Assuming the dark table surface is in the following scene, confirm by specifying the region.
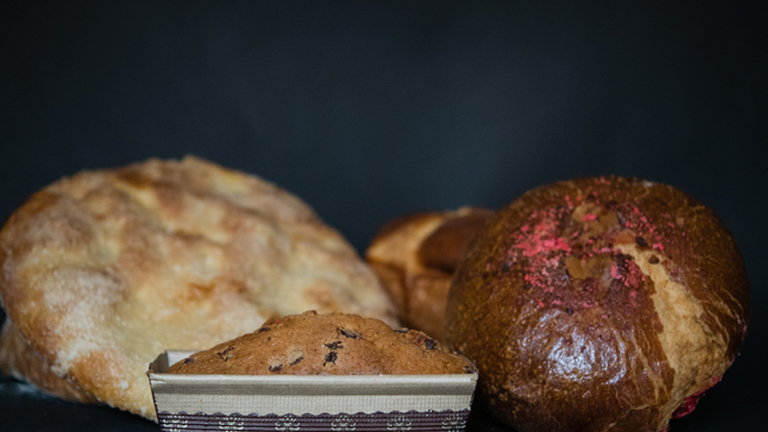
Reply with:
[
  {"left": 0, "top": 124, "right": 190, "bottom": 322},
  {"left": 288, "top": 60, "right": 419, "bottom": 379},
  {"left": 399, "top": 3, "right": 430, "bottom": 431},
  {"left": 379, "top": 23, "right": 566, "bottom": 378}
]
[{"left": 1, "top": 1, "right": 766, "bottom": 431}]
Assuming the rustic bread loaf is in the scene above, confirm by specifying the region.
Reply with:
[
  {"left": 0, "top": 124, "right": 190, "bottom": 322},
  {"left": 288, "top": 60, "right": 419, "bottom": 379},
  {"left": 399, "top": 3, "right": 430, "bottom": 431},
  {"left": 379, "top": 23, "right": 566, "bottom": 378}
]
[
  {"left": 167, "top": 311, "right": 474, "bottom": 376},
  {"left": 0, "top": 156, "right": 397, "bottom": 420},
  {"left": 366, "top": 207, "right": 493, "bottom": 343},
  {"left": 445, "top": 176, "right": 750, "bottom": 432}
]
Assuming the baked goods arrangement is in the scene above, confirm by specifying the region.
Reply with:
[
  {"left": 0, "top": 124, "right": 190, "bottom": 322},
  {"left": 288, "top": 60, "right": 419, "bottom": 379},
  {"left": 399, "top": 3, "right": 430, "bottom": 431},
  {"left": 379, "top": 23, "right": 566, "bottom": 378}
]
[
  {"left": 0, "top": 158, "right": 752, "bottom": 432},
  {"left": 167, "top": 310, "right": 474, "bottom": 376},
  {"left": 445, "top": 177, "right": 750, "bottom": 432},
  {"left": 0, "top": 156, "right": 397, "bottom": 420},
  {"left": 366, "top": 207, "right": 493, "bottom": 343}
]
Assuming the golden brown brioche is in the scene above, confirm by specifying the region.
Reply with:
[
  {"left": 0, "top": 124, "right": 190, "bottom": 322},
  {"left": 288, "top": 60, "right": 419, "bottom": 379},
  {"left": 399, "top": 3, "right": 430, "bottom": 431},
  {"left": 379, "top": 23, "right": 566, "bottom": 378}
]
[
  {"left": 167, "top": 311, "right": 474, "bottom": 376},
  {"left": 0, "top": 156, "right": 397, "bottom": 420},
  {"left": 366, "top": 207, "right": 493, "bottom": 343},
  {"left": 445, "top": 177, "right": 750, "bottom": 432}
]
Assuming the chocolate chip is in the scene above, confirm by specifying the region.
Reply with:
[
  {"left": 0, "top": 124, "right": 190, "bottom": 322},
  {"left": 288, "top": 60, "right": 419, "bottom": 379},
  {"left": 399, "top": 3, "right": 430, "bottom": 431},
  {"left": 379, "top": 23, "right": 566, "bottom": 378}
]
[
  {"left": 269, "top": 364, "right": 283, "bottom": 372},
  {"left": 325, "top": 341, "right": 344, "bottom": 350},
  {"left": 635, "top": 236, "right": 648, "bottom": 247},
  {"left": 339, "top": 328, "right": 362, "bottom": 339},
  {"left": 565, "top": 307, "right": 574, "bottom": 316},
  {"left": 424, "top": 338, "right": 437, "bottom": 350},
  {"left": 502, "top": 262, "right": 511, "bottom": 272},
  {"left": 183, "top": 357, "right": 195, "bottom": 364},
  {"left": 257, "top": 327, "right": 271, "bottom": 333},
  {"left": 290, "top": 356, "right": 304, "bottom": 366},
  {"left": 324, "top": 351, "right": 337, "bottom": 366},
  {"left": 216, "top": 346, "right": 234, "bottom": 362},
  {"left": 649, "top": 256, "right": 660, "bottom": 264}
]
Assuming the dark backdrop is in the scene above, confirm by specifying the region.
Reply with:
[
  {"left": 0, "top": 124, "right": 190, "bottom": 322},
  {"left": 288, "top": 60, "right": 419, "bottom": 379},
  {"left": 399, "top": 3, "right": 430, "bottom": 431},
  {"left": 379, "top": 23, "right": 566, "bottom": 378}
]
[{"left": 1, "top": 1, "right": 766, "bottom": 431}]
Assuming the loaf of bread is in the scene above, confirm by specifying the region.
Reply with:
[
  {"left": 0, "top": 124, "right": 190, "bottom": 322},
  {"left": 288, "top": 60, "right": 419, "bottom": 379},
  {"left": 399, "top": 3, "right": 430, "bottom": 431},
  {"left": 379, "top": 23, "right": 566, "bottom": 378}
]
[
  {"left": 0, "top": 156, "right": 397, "bottom": 419},
  {"left": 167, "top": 311, "right": 474, "bottom": 376},
  {"left": 366, "top": 207, "right": 493, "bottom": 343},
  {"left": 445, "top": 176, "right": 750, "bottom": 432}
]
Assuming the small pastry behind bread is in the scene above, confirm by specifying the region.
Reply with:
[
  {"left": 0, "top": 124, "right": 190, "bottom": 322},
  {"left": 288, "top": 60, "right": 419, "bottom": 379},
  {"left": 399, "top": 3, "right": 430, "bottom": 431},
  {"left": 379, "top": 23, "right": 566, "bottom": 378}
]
[
  {"left": 167, "top": 311, "right": 474, "bottom": 376},
  {"left": 366, "top": 207, "right": 493, "bottom": 343}
]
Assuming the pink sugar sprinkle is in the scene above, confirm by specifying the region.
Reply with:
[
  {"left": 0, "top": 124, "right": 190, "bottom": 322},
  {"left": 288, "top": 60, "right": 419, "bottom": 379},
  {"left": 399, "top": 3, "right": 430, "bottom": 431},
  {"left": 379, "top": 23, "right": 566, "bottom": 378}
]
[
  {"left": 662, "top": 213, "right": 672, "bottom": 219},
  {"left": 653, "top": 242, "right": 665, "bottom": 251},
  {"left": 582, "top": 213, "right": 597, "bottom": 222},
  {"left": 537, "top": 299, "right": 545, "bottom": 308},
  {"left": 630, "top": 291, "right": 637, "bottom": 298},
  {"left": 668, "top": 222, "right": 675, "bottom": 228},
  {"left": 551, "top": 299, "right": 563, "bottom": 305},
  {"left": 520, "top": 224, "right": 531, "bottom": 232},
  {"left": 610, "top": 265, "right": 619, "bottom": 279},
  {"left": 583, "top": 301, "right": 595, "bottom": 308},
  {"left": 633, "top": 207, "right": 640, "bottom": 215}
]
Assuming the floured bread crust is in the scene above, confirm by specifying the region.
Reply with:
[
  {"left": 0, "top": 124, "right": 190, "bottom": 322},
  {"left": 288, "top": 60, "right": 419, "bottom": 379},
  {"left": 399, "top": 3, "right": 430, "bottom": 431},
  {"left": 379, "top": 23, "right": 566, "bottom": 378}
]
[
  {"left": 167, "top": 311, "right": 474, "bottom": 376},
  {"left": 446, "top": 176, "right": 750, "bottom": 432},
  {"left": 366, "top": 208, "right": 493, "bottom": 343},
  {"left": 0, "top": 156, "right": 397, "bottom": 420},
  {"left": 0, "top": 320, "right": 98, "bottom": 404}
]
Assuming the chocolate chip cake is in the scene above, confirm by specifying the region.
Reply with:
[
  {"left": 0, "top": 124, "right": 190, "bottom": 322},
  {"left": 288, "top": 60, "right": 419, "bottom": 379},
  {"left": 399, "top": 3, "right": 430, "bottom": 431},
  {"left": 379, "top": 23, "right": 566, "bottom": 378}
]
[{"left": 167, "top": 311, "right": 474, "bottom": 376}]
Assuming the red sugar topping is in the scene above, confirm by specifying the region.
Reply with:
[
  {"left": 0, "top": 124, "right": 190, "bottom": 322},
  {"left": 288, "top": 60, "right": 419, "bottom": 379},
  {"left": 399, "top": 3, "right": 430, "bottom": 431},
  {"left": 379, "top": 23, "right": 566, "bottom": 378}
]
[{"left": 610, "top": 264, "right": 619, "bottom": 279}]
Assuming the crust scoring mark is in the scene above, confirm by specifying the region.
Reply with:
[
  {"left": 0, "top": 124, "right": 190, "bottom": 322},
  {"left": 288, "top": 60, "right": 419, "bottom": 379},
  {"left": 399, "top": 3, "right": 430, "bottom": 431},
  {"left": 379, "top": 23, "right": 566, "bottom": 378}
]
[{"left": 614, "top": 243, "right": 729, "bottom": 423}]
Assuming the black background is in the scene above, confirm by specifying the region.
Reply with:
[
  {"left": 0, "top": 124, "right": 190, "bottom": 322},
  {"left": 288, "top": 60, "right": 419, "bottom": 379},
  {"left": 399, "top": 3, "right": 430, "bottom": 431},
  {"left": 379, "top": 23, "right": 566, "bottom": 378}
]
[{"left": 1, "top": 1, "right": 766, "bottom": 431}]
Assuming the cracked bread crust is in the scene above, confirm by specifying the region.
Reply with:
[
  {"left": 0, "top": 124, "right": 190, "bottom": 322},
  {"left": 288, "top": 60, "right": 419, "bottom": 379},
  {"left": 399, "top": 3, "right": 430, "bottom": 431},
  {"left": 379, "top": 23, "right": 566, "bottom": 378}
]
[
  {"left": 445, "top": 176, "right": 750, "bottom": 432},
  {"left": 0, "top": 156, "right": 397, "bottom": 420},
  {"left": 167, "top": 311, "right": 474, "bottom": 376}
]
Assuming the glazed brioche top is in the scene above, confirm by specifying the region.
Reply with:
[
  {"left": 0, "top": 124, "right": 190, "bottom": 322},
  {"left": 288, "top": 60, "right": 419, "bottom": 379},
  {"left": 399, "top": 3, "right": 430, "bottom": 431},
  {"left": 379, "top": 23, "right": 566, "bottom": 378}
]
[
  {"left": 167, "top": 311, "right": 474, "bottom": 376},
  {"left": 446, "top": 176, "right": 750, "bottom": 432},
  {"left": 0, "top": 156, "right": 397, "bottom": 419}
]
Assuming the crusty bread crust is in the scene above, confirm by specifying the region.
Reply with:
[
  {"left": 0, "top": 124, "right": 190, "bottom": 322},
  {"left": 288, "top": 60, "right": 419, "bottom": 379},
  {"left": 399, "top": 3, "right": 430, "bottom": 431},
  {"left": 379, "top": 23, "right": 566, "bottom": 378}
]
[
  {"left": 0, "top": 156, "right": 397, "bottom": 420},
  {"left": 366, "top": 208, "right": 493, "bottom": 343},
  {"left": 167, "top": 311, "right": 474, "bottom": 376},
  {"left": 446, "top": 176, "right": 750, "bottom": 432},
  {"left": 0, "top": 320, "right": 98, "bottom": 404}
]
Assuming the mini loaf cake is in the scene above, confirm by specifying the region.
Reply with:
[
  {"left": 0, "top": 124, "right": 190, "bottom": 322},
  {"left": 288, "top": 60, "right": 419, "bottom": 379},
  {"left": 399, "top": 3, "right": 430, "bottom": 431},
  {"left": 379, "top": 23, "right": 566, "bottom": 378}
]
[
  {"left": 446, "top": 176, "right": 750, "bottom": 432},
  {"left": 167, "top": 311, "right": 474, "bottom": 375}
]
